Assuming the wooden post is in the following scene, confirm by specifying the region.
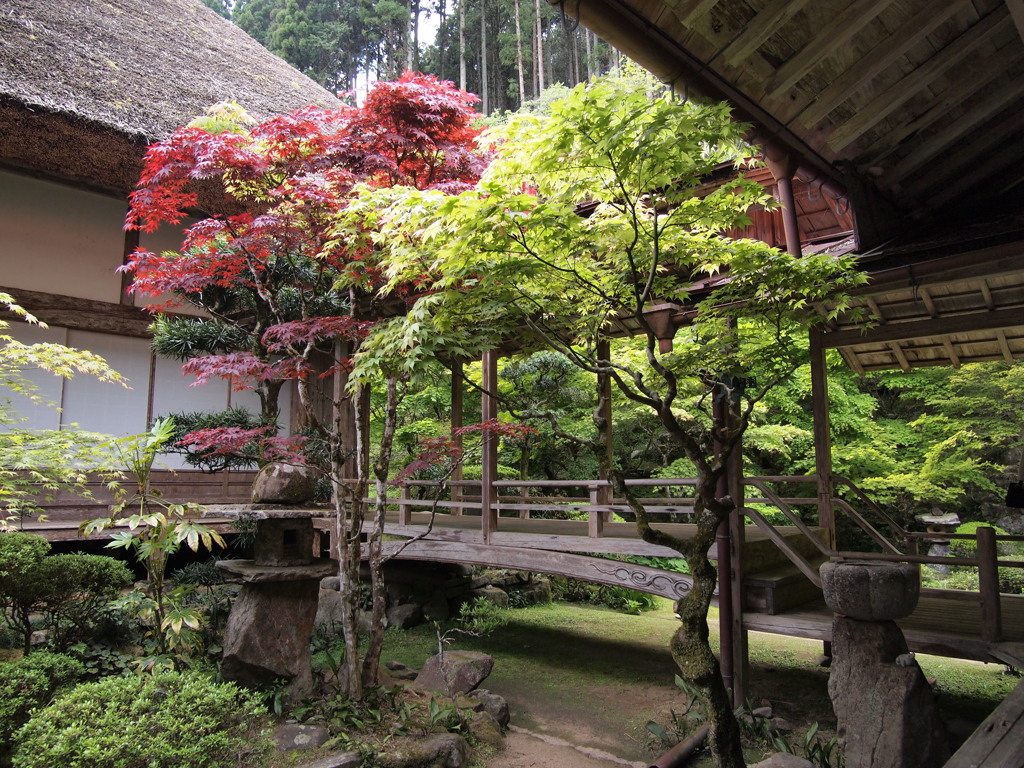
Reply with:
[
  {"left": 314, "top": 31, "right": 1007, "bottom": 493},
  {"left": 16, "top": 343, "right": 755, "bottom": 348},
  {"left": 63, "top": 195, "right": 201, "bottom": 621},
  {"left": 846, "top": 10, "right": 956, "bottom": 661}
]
[
  {"left": 713, "top": 377, "right": 745, "bottom": 704},
  {"left": 763, "top": 146, "right": 801, "bottom": 259},
  {"left": 451, "top": 360, "right": 464, "bottom": 515},
  {"left": 978, "top": 526, "right": 1003, "bottom": 642},
  {"left": 399, "top": 484, "right": 412, "bottom": 526},
  {"left": 727, "top": 400, "right": 747, "bottom": 705},
  {"left": 481, "top": 349, "right": 499, "bottom": 544},
  {"left": 588, "top": 484, "right": 604, "bottom": 538},
  {"left": 810, "top": 328, "right": 835, "bottom": 546},
  {"left": 596, "top": 339, "right": 614, "bottom": 522}
]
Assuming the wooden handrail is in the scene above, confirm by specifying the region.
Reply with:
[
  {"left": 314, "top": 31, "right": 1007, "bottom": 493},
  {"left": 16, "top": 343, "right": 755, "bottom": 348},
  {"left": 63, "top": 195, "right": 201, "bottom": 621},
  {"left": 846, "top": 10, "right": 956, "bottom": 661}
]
[
  {"left": 743, "top": 505, "right": 823, "bottom": 587},
  {"left": 745, "top": 479, "right": 833, "bottom": 558},
  {"left": 831, "top": 475, "right": 912, "bottom": 545},
  {"left": 831, "top": 498, "right": 904, "bottom": 555}
]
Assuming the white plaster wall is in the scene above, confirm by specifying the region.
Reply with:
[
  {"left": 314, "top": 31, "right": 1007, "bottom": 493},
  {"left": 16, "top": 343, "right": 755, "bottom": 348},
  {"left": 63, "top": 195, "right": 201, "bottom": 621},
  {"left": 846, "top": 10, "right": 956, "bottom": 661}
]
[
  {"left": 2, "top": 321, "right": 66, "bottom": 431},
  {"left": 135, "top": 223, "right": 205, "bottom": 316},
  {"left": 0, "top": 171, "right": 126, "bottom": 303},
  {"left": 59, "top": 330, "right": 151, "bottom": 436}
]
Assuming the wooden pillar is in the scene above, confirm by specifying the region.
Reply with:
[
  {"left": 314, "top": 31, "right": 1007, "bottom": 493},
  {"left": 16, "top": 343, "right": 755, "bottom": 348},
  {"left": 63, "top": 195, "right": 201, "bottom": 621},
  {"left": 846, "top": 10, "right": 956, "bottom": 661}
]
[
  {"left": 451, "top": 360, "right": 465, "bottom": 515},
  {"left": 810, "top": 329, "right": 835, "bottom": 546},
  {"left": 978, "top": 526, "right": 1003, "bottom": 642},
  {"left": 481, "top": 349, "right": 499, "bottom": 544},
  {"left": 120, "top": 226, "right": 140, "bottom": 305},
  {"left": 715, "top": 376, "right": 746, "bottom": 705},
  {"left": 596, "top": 338, "right": 614, "bottom": 523},
  {"left": 727, "top": 398, "right": 747, "bottom": 705}
]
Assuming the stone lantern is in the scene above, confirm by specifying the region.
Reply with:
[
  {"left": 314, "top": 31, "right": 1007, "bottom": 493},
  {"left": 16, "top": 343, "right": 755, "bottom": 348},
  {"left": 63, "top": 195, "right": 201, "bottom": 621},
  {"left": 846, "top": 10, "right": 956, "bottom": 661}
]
[
  {"left": 217, "top": 509, "right": 335, "bottom": 700},
  {"left": 914, "top": 510, "right": 960, "bottom": 575}
]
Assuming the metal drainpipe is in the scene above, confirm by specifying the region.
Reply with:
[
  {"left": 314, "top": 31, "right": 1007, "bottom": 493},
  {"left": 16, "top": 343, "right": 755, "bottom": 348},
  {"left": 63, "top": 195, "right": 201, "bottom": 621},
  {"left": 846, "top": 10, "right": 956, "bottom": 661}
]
[
  {"left": 763, "top": 145, "right": 803, "bottom": 259},
  {"left": 649, "top": 724, "right": 710, "bottom": 768}
]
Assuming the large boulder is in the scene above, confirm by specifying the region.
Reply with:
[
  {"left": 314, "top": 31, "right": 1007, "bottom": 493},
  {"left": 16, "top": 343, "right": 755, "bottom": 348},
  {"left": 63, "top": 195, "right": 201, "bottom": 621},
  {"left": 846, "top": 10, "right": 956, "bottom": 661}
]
[
  {"left": 829, "top": 617, "right": 949, "bottom": 768},
  {"left": 465, "top": 689, "right": 510, "bottom": 728},
  {"left": 415, "top": 651, "right": 494, "bottom": 695},
  {"left": 377, "top": 733, "right": 469, "bottom": 768},
  {"left": 251, "top": 462, "right": 318, "bottom": 504}
]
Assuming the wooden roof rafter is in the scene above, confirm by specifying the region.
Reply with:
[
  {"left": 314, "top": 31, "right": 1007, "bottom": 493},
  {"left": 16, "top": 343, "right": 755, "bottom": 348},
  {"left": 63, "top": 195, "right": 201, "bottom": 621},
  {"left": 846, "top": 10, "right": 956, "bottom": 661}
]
[{"left": 564, "top": 0, "right": 1024, "bottom": 247}]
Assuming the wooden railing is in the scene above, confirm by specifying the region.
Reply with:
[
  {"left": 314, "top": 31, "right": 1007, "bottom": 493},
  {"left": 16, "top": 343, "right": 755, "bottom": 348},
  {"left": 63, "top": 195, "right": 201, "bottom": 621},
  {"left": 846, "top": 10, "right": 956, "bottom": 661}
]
[
  {"left": 827, "top": 474, "right": 1024, "bottom": 643},
  {"left": 384, "top": 473, "right": 1024, "bottom": 643},
  {"left": 391, "top": 475, "right": 831, "bottom": 537}
]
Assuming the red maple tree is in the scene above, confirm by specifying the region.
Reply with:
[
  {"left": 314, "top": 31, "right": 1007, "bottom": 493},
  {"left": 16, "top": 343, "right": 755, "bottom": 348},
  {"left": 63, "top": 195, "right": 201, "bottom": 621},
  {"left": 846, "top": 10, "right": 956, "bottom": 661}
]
[
  {"left": 122, "top": 73, "right": 486, "bottom": 454},
  {"left": 121, "top": 74, "right": 489, "bottom": 699}
]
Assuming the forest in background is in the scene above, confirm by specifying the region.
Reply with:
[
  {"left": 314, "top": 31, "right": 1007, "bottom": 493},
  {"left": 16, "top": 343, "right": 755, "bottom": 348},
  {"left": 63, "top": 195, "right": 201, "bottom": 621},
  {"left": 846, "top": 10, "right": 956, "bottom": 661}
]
[{"left": 200, "top": 0, "right": 617, "bottom": 113}]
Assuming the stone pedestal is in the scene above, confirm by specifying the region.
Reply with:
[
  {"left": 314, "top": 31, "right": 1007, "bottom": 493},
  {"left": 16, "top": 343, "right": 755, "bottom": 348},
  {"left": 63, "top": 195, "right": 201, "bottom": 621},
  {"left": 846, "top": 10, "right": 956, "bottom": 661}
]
[
  {"left": 822, "top": 560, "right": 949, "bottom": 768},
  {"left": 829, "top": 618, "right": 949, "bottom": 768},
  {"left": 216, "top": 509, "right": 336, "bottom": 700}
]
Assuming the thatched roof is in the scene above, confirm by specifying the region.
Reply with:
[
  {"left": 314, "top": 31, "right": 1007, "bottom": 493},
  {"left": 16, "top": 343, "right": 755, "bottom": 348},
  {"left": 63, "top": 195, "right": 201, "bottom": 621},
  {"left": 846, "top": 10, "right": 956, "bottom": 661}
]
[{"left": 0, "top": 0, "right": 341, "bottom": 194}]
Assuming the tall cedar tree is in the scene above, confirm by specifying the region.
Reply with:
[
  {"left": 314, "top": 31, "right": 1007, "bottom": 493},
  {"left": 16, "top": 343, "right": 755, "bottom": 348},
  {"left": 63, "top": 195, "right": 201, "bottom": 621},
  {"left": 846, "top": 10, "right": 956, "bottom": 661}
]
[{"left": 122, "top": 73, "right": 486, "bottom": 698}]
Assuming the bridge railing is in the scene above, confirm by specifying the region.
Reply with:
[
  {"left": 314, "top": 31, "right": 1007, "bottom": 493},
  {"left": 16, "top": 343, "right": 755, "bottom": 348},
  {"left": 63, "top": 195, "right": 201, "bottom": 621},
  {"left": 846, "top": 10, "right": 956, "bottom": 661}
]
[{"left": 388, "top": 475, "right": 829, "bottom": 537}]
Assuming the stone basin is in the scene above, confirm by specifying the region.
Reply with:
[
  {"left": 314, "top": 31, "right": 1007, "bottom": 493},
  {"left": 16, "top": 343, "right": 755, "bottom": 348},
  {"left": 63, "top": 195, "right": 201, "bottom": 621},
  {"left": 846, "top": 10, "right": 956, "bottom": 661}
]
[{"left": 820, "top": 560, "right": 920, "bottom": 621}]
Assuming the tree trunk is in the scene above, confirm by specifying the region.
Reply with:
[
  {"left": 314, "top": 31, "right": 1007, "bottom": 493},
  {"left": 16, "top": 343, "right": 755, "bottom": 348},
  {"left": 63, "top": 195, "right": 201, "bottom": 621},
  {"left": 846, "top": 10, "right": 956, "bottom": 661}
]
[
  {"left": 459, "top": 0, "right": 466, "bottom": 91},
  {"left": 584, "top": 28, "right": 593, "bottom": 81},
  {"left": 361, "top": 377, "right": 401, "bottom": 690},
  {"left": 438, "top": 0, "right": 447, "bottom": 80},
  {"left": 589, "top": 358, "right": 746, "bottom": 768},
  {"left": 534, "top": 0, "right": 544, "bottom": 94},
  {"left": 411, "top": 0, "right": 420, "bottom": 71},
  {"left": 514, "top": 0, "right": 526, "bottom": 107},
  {"left": 480, "top": 0, "right": 488, "bottom": 114}
]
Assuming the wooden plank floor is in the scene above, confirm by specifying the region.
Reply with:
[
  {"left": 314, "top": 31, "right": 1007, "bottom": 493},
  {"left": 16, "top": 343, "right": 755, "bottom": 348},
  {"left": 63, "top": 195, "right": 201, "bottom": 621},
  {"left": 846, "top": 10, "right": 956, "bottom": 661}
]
[
  {"left": 945, "top": 679, "right": 1024, "bottom": 767},
  {"left": 744, "top": 593, "right": 1024, "bottom": 664}
]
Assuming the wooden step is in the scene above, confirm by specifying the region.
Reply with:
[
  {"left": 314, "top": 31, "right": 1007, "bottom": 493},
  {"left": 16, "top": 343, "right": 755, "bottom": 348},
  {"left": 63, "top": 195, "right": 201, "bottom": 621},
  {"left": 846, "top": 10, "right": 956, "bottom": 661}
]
[{"left": 744, "top": 559, "right": 826, "bottom": 615}]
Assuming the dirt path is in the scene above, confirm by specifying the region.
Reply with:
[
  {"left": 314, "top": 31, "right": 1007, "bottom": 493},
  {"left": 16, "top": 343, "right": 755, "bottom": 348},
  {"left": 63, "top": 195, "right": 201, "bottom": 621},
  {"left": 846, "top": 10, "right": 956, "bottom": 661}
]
[
  {"left": 470, "top": 603, "right": 686, "bottom": 766},
  {"left": 489, "top": 726, "right": 649, "bottom": 768}
]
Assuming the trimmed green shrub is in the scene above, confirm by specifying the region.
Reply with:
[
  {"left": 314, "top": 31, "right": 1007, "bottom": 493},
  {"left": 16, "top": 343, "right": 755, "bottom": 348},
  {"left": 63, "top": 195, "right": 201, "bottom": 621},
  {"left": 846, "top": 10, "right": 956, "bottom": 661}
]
[
  {"left": 0, "top": 652, "right": 84, "bottom": 758},
  {"left": 0, "top": 533, "right": 50, "bottom": 652},
  {"left": 36, "top": 555, "right": 133, "bottom": 651},
  {"left": 949, "top": 522, "right": 1023, "bottom": 558},
  {"left": 0, "top": 533, "right": 133, "bottom": 653},
  {"left": 13, "top": 670, "right": 272, "bottom": 768}
]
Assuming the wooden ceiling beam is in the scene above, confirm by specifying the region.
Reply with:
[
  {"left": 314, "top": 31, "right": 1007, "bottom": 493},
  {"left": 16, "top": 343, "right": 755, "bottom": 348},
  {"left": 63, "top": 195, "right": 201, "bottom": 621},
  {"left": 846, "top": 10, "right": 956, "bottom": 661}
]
[
  {"left": 765, "top": 0, "right": 897, "bottom": 99},
  {"left": 853, "top": 47, "right": 1022, "bottom": 165},
  {"left": 918, "top": 287, "right": 939, "bottom": 318},
  {"left": 942, "top": 337, "right": 962, "bottom": 368},
  {"left": 1009, "top": 0, "right": 1024, "bottom": 44},
  {"left": 918, "top": 128, "right": 1024, "bottom": 211},
  {"left": 899, "top": 103, "right": 1024, "bottom": 200},
  {"left": 822, "top": 307, "right": 1024, "bottom": 348},
  {"left": 880, "top": 78, "right": 1024, "bottom": 188},
  {"left": 797, "top": 2, "right": 965, "bottom": 128},
  {"left": 676, "top": 0, "right": 720, "bottom": 26},
  {"left": 997, "top": 329, "right": 1015, "bottom": 363},
  {"left": 839, "top": 347, "right": 867, "bottom": 376},
  {"left": 722, "top": 0, "right": 815, "bottom": 67},
  {"left": 827, "top": 10, "right": 1010, "bottom": 151},
  {"left": 889, "top": 342, "right": 912, "bottom": 373},
  {"left": 864, "top": 244, "right": 1024, "bottom": 285},
  {"left": 981, "top": 281, "right": 996, "bottom": 311}
]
